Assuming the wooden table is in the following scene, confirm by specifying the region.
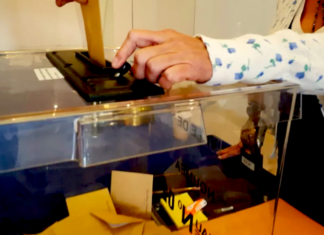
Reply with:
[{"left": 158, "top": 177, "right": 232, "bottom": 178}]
[{"left": 177, "top": 199, "right": 324, "bottom": 235}]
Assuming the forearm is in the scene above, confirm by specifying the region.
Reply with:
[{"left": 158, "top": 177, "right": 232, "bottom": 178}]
[{"left": 197, "top": 29, "right": 324, "bottom": 92}]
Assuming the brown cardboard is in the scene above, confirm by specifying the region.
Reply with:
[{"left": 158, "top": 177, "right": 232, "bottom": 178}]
[{"left": 111, "top": 171, "right": 153, "bottom": 220}]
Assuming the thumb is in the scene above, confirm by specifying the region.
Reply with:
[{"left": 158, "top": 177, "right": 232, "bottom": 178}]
[
  {"left": 112, "top": 30, "right": 167, "bottom": 68},
  {"left": 76, "top": 0, "right": 88, "bottom": 3}
]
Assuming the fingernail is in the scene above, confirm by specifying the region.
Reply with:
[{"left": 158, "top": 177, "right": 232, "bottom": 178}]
[{"left": 112, "top": 57, "right": 119, "bottom": 68}]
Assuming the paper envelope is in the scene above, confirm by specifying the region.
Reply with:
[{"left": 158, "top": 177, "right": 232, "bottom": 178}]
[
  {"left": 111, "top": 171, "right": 153, "bottom": 220},
  {"left": 86, "top": 209, "right": 177, "bottom": 235},
  {"left": 91, "top": 209, "right": 145, "bottom": 235},
  {"left": 40, "top": 188, "right": 148, "bottom": 235},
  {"left": 42, "top": 210, "right": 146, "bottom": 235},
  {"left": 66, "top": 188, "right": 116, "bottom": 215},
  {"left": 40, "top": 189, "right": 115, "bottom": 235},
  {"left": 40, "top": 213, "right": 111, "bottom": 235},
  {"left": 143, "top": 221, "right": 179, "bottom": 235}
]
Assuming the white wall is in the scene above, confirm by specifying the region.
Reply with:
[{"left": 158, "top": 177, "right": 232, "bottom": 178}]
[
  {"left": 132, "top": 0, "right": 277, "bottom": 37},
  {"left": 194, "top": 0, "right": 277, "bottom": 38},
  {"left": 106, "top": 0, "right": 132, "bottom": 48},
  {"left": 0, "top": 0, "right": 277, "bottom": 51},
  {"left": 0, "top": 0, "right": 85, "bottom": 51},
  {"left": 0, "top": 0, "right": 117, "bottom": 51},
  {"left": 133, "top": 0, "right": 196, "bottom": 36}
]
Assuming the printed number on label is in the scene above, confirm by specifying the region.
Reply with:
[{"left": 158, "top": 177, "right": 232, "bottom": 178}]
[{"left": 242, "top": 156, "right": 255, "bottom": 171}]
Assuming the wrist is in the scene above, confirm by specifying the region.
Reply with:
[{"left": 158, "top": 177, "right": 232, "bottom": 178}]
[
  {"left": 195, "top": 37, "right": 213, "bottom": 84},
  {"left": 195, "top": 34, "right": 236, "bottom": 86}
]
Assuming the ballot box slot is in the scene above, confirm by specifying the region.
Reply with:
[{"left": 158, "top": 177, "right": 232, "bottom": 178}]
[{"left": 75, "top": 51, "right": 131, "bottom": 79}]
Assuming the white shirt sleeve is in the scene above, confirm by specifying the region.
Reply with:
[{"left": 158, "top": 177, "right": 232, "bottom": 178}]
[{"left": 197, "top": 29, "right": 324, "bottom": 92}]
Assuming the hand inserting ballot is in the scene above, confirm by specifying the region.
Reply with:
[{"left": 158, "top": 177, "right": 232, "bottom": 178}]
[
  {"left": 217, "top": 142, "right": 242, "bottom": 160},
  {"left": 56, "top": 0, "right": 87, "bottom": 7},
  {"left": 112, "top": 29, "right": 213, "bottom": 89}
]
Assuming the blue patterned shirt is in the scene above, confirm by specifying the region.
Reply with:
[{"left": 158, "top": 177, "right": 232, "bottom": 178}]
[{"left": 198, "top": 0, "right": 324, "bottom": 95}]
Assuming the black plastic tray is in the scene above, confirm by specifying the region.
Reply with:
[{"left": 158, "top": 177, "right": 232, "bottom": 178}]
[{"left": 46, "top": 50, "right": 165, "bottom": 102}]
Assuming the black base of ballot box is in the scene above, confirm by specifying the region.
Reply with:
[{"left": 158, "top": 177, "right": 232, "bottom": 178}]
[
  {"left": 240, "top": 149, "right": 264, "bottom": 179},
  {"left": 46, "top": 51, "right": 165, "bottom": 102}
]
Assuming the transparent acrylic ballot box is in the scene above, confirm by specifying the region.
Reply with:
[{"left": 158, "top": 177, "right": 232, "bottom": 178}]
[{"left": 0, "top": 50, "right": 300, "bottom": 235}]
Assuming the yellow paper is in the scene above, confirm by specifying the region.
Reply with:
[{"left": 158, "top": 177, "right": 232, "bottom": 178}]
[
  {"left": 40, "top": 189, "right": 115, "bottom": 235},
  {"left": 160, "top": 193, "right": 208, "bottom": 229},
  {"left": 143, "top": 221, "right": 175, "bottom": 235},
  {"left": 111, "top": 171, "right": 153, "bottom": 220},
  {"left": 81, "top": 0, "right": 106, "bottom": 67},
  {"left": 91, "top": 209, "right": 145, "bottom": 235},
  {"left": 114, "top": 222, "right": 145, "bottom": 235},
  {"left": 42, "top": 215, "right": 111, "bottom": 235},
  {"left": 43, "top": 209, "right": 145, "bottom": 235},
  {"left": 41, "top": 187, "right": 167, "bottom": 235},
  {"left": 91, "top": 209, "right": 144, "bottom": 227},
  {"left": 66, "top": 188, "right": 114, "bottom": 215}
]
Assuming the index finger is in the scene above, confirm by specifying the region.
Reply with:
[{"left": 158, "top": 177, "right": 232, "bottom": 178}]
[
  {"left": 112, "top": 30, "right": 167, "bottom": 68},
  {"left": 56, "top": 0, "right": 87, "bottom": 7}
]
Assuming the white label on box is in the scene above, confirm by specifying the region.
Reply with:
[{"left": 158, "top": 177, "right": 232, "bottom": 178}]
[
  {"left": 34, "top": 68, "right": 64, "bottom": 81},
  {"left": 176, "top": 111, "right": 193, "bottom": 120},
  {"left": 242, "top": 156, "right": 255, "bottom": 171}
]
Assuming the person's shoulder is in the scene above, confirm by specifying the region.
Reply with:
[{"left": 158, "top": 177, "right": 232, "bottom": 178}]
[
  {"left": 276, "top": 0, "right": 301, "bottom": 9},
  {"left": 270, "top": 0, "right": 303, "bottom": 34}
]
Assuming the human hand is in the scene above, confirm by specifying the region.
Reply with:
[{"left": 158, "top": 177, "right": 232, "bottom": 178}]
[
  {"left": 56, "top": 0, "right": 88, "bottom": 7},
  {"left": 112, "top": 29, "right": 213, "bottom": 89},
  {"left": 217, "top": 142, "right": 242, "bottom": 160}
]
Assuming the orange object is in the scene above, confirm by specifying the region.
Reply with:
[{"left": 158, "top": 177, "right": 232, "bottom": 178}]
[
  {"left": 273, "top": 199, "right": 324, "bottom": 235},
  {"left": 185, "top": 199, "right": 207, "bottom": 216},
  {"left": 301, "top": 0, "right": 324, "bottom": 33}
]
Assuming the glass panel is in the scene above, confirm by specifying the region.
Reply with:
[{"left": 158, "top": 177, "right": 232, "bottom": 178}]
[
  {"left": 0, "top": 51, "right": 298, "bottom": 235},
  {"left": 77, "top": 102, "right": 207, "bottom": 167},
  {"left": 0, "top": 1, "right": 311, "bottom": 234},
  {"left": 0, "top": 117, "right": 77, "bottom": 173},
  {"left": 0, "top": 9, "right": 303, "bottom": 233},
  {"left": 0, "top": 51, "right": 300, "bottom": 122}
]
